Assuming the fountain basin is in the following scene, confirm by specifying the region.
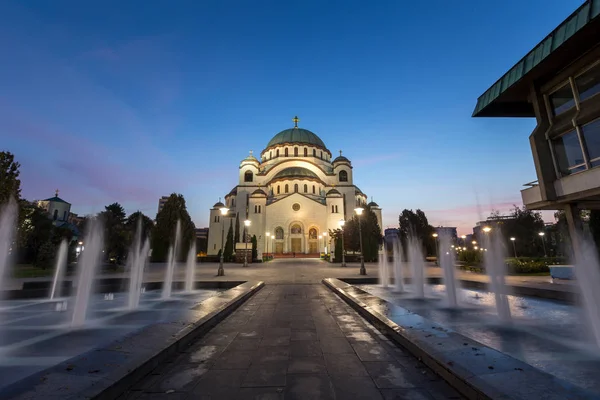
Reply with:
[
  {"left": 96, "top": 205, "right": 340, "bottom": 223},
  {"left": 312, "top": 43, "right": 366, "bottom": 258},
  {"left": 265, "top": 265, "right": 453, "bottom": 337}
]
[{"left": 550, "top": 265, "right": 575, "bottom": 280}]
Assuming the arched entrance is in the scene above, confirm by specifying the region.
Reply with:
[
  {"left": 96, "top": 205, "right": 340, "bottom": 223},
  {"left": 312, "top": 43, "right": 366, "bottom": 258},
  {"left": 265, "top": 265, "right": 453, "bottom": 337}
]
[
  {"left": 274, "top": 227, "right": 284, "bottom": 254},
  {"left": 290, "top": 223, "right": 303, "bottom": 254},
  {"left": 308, "top": 227, "right": 318, "bottom": 253}
]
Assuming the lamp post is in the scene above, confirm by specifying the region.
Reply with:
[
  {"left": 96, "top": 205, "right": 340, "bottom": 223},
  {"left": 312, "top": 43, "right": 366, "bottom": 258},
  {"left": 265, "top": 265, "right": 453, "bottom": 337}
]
[
  {"left": 510, "top": 237, "right": 517, "bottom": 258},
  {"left": 339, "top": 219, "right": 346, "bottom": 267},
  {"left": 323, "top": 232, "right": 328, "bottom": 254},
  {"left": 218, "top": 206, "right": 229, "bottom": 276},
  {"left": 432, "top": 233, "right": 439, "bottom": 265},
  {"left": 265, "top": 232, "right": 270, "bottom": 260},
  {"left": 461, "top": 235, "right": 467, "bottom": 248},
  {"left": 355, "top": 207, "right": 366, "bottom": 275},
  {"left": 538, "top": 232, "right": 547, "bottom": 257},
  {"left": 243, "top": 220, "right": 251, "bottom": 267}
]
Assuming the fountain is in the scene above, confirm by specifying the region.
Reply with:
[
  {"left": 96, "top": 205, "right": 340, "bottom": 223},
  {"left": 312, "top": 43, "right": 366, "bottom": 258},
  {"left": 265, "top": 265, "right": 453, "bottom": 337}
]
[
  {"left": 438, "top": 233, "right": 458, "bottom": 307},
  {"left": 71, "top": 220, "right": 103, "bottom": 327},
  {"left": 408, "top": 236, "right": 426, "bottom": 298},
  {"left": 49, "top": 240, "right": 68, "bottom": 300},
  {"left": 127, "top": 220, "right": 150, "bottom": 310},
  {"left": 482, "top": 229, "right": 511, "bottom": 322},
  {"left": 162, "top": 220, "right": 181, "bottom": 299},
  {"left": 185, "top": 242, "right": 197, "bottom": 292},
  {"left": 573, "top": 232, "right": 600, "bottom": 347},
  {"left": 378, "top": 245, "right": 390, "bottom": 288},
  {"left": 0, "top": 199, "right": 17, "bottom": 296},
  {"left": 392, "top": 238, "right": 405, "bottom": 292}
]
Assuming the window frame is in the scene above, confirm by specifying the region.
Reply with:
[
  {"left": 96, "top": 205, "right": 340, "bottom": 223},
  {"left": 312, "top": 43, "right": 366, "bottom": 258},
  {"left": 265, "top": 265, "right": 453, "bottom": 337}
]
[{"left": 574, "top": 60, "right": 600, "bottom": 104}]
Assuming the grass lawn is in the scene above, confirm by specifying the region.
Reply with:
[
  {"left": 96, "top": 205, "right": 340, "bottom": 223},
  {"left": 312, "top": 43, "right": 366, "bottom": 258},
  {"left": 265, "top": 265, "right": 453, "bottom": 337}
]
[{"left": 11, "top": 264, "right": 126, "bottom": 278}]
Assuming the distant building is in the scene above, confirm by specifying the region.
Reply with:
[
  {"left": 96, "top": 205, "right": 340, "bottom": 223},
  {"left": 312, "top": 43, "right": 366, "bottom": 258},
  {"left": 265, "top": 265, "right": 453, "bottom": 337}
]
[
  {"left": 195, "top": 228, "right": 209, "bottom": 240},
  {"left": 472, "top": 215, "right": 516, "bottom": 237},
  {"left": 157, "top": 196, "right": 169, "bottom": 214},
  {"left": 435, "top": 226, "right": 457, "bottom": 239},
  {"left": 36, "top": 190, "right": 80, "bottom": 239},
  {"left": 383, "top": 228, "right": 399, "bottom": 246}
]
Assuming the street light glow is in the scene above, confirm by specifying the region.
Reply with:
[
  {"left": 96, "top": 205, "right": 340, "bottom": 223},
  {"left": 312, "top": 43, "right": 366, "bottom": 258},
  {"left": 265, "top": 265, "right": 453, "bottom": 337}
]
[
  {"left": 538, "top": 232, "right": 545, "bottom": 237},
  {"left": 219, "top": 206, "right": 229, "bottom": 216},
  {"left": 354, "top": 207, "right": 364, "bottom": 215},
  {"left": 483, "top": 226, "right": 491, "bottom": 233},
  {"left": 461, "top": 235, "right": 466, "bottom": 239},
  {"left": 432, "top": 233, "right": 438, "bottom": 238},
  {"left": 510, "top": 237, "right": 516, "bottom": 241},
  {"left": 244, "top": 220, "right": 251, "bottom": 227},
  {"left": 339, "top": 219, "right": 345, "bottom": 227}
]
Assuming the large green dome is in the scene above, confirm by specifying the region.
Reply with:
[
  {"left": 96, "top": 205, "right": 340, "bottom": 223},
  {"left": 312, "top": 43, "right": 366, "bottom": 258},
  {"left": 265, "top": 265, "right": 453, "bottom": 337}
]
[
  {"left": 266, "top": 128, "right": 326, "bottom": 149},
  {"left": 273, "top": 167, "right": 319, "bottom": 180}
]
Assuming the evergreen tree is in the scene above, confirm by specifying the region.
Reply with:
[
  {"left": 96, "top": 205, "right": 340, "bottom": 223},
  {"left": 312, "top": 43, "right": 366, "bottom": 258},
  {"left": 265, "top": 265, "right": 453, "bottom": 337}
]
[
  {"left": 126, "top": 211, "right": 155, "bottom": 244},
  {"left": 224, "top": 221, "right": 234, "bottom": 262},
  {"left": 36, "top": 240, "right": 55, "bottom": 269},
  {"left": 152, "top": 194, "right": 196, "bottom": 262},
  {"left": 251, "top": 234, "right": 257, "bottom": 260},
  {"left": 99, "top": 203, "right": 128, "bottom": 265},
  {"left": 234, "top": 213, "right": 240, "bottom": 244},
  {"left": 0, "top": 151, "right": 21, "bottom": 206}
]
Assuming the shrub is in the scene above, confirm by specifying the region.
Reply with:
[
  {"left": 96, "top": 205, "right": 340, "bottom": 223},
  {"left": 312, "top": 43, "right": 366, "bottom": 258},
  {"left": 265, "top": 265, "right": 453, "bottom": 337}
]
[{"left": 458, "top": 250, "right": 482, "bottom": 266}]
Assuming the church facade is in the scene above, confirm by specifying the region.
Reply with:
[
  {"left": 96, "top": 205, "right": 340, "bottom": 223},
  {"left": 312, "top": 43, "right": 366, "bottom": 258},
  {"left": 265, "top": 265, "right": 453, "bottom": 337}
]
[{"left": 207, "top": 117, "right": 382, "bottom": 257}]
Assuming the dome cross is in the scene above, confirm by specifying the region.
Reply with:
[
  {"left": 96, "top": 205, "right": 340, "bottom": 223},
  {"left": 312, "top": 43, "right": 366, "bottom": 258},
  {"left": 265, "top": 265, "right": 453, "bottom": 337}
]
[
  {"left": 339, "top": 150, "right": 342, "bottom": 157},
  {"left": 292, "top": 116, "right": 300, "bottom": 128},
  {"left": 55, "top": 189, "right": 59, "bottom": 197}
]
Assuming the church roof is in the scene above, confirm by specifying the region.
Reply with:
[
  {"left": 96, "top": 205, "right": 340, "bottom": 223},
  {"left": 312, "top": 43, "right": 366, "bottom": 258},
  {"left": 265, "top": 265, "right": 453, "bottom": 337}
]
[
  {"left": 368, "top": 201, "right": 380, "bottom": 207},
  {"left": 326, "top": 189, "right": 341, "bottom": 196},
  {"left": 273, "top": 167, "right": 319, "bottom": 181},
  {"left": 251, "top": 189, "right": 267, "bottom": 196},
  {"left": 213, "top": 201, "right": 225, "bottom": 208},
  {"left": 42, "top": 196, "right": 70, "bottom": 204},
  {"left": 266, "top": 128, "right": 327, "bottom": 150},
  {"left": 333, "top": 155, "right": 350, "bottom": 163}
]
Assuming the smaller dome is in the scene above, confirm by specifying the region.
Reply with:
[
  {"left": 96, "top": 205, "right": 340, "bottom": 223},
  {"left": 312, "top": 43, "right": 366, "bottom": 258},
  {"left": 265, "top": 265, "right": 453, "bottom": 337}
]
[
  {"left": 252, "top": 189, "right": 267, "bottom": 196},
  {"left": 326, "top": 189, "right": 341, "bottom": 196},
  {"left": 242, "top": 151, "right": 259, "bottom": 164},
  {"left": 355, "top": 187, "right": 363, "bottom": 195},
  {"left": 368, "top": 201, "right": 379, "bottom": 207},
  {"left": 333, "top": 155, "right": 350, "bottom": 164},
  {"left": 213, "top": 201, "right": 225, "bottom": 208},
  {"left": 273, "top": 167, "right": 319, "bottom": 181}
]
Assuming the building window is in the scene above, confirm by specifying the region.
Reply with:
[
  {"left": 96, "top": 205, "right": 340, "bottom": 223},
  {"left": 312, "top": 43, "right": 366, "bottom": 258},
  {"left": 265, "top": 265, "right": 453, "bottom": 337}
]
[
  {"left": 285, "top": 148, "right": 289, "bottom": 157},
  {"left": 275, "top": 227, "right": 284, "bottom": 240},
  {"left": 335, "top": 205, "right": 338, "bottom": 213},
  {"left": 553, "top": 129, "right": 586, "bottom": 175},
  {"left": 294, "top": 184, "right": 298, "bottom": 192},
  {"left": 214, "top": 244, "right": 216, "bottom": 250},
  {"left": 294, "top": 147, "right": 298, "bottom": 156},
  {"left": 255, "top": 205, "right": 262, "bottom": 213},
  {"left": 576, "top": 63, "right": 600, "bottom": 103},
  {"left": 313, "top": 149, "right": 316, "bottom": 157},
  {"left": 339, "top": 170, "right": 348, "bottom": 182},
  {"left": 244, "top": 171, "right": 253, "bottom": 182},
  {"left": 320, "top": 151, "right": 323, "bottom": 159},
  {"left": 53, "top": 209, "right": 58, "bottom": 221},
  {"left": 276, "top": 149, "right": 280, "bottom": 157},
  {"left": 304, "top": 184, "right": 308, "bottom": 193},
  {"left": 285, "top": 184, "right": 289, "bottom": 193},
  {"left": 332, "top": 205, "right": 335, "bottom": 213},
  {"left": 304, "top": 148, "right": 308, "bottom": 157},
  {"left": 582, "top": 118, "right": 600, "bottom": 167},
  {"left": 259, "top": 205, "right": 262, "bottom": 213},
  {"left": 549, "top": 83, "right": 575, "bottom": 116},
  {"left": 312, "top": 185, "right": 316, "bottom": 194},
  {"left": 63, "top": 211, "right": 67, "bottom": 221},
  {"left": 269, "top": 151, "right": 272, "bottom": 159},
  {"left": 277, "top": 185, "right": 280, "bottom": 194}
]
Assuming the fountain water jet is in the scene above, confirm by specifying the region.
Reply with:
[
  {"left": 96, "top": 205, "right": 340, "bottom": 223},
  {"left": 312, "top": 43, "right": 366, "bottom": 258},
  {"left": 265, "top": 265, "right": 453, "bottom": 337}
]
[
  {"left": 128, "top": 220, "right": 150, "bottom": 310},
  {"left": 573, "top": 233, "right": 600, "bottom": 347},
  {"left": 483, "top": 230, "right": 511, "bottom": 322},
  {"left": 378, "top": 246, "right": 390, "bottom": 288},
  {"left": 438, "top": 233, "right": 458, "bottom": 307},
  {"left": 392, "top": 239, "right": 404, "bottom": 292},
  {"left": 71, "top": 220, "right": 103, "bottom": 327},
  {"left": 0, "top": 199, "right": 17, "bottom": 295},
  {"left": 408, "top": 236, "right": 426, "bottom": 298},
  {"left": 50, "top": 240, "right": 68, "bottom": 299},
  {"left": 185, "top": 242, "right": 197, "bottom": 292},
  {"left": 162, "top": 220, "right": 181, "bottom": 299}
]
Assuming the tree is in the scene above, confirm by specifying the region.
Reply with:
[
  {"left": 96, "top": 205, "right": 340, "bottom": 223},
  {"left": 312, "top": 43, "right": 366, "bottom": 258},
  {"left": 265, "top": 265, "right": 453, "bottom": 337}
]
[
  {"left": 0, "top": 151, "right": 21, "bottom": 206},
  {"left": 344, "top": 204, "right": 382, "bottom": 262},
  {"left": 224, "top": 221, "right": 234, "bottom": 262},
  {"left": 493, "top": 206, "right": 545, "bottom": 257},
  {"left": 20, "top": 205, "right": 54, "bottom": 264},
  {"left": 251, "top": 234, "right": 257, "bottom": 261},
  {"left": 36, "top": 240, "right": 56, "bottom": 269},
  {"left": 329, "top": 228, "right": 343, "bottom": 262},
  {"left": 126, "top": 211, "right": 154, "bottom": 244},
  {"left": 234, "top": 213, "right": 240, "bottom": 244},
  {"left": 99, "top": 202, "right": 128, "bottom": 265},
  {"left": 152, "top": 194, "right": 196, "bottom": 262},
  {"left": 398, "top": 209, "right": 435, "bottom": 257}
]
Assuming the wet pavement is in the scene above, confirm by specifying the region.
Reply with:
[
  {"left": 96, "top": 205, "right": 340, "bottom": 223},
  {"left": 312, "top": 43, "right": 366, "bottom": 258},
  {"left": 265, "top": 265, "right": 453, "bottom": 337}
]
[{"left": 120, "top": 284, "right": 463, "bottom": 399}]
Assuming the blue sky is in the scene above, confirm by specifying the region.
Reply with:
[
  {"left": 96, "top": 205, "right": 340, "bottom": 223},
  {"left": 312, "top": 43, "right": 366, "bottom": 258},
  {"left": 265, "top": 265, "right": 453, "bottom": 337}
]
[{"left": 0, "top": 0, "right": 583, "bottom": 234}]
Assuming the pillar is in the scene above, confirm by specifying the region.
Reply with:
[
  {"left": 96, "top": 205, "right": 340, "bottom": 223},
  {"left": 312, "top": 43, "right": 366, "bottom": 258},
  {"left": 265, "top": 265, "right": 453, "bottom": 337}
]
[{"left": 564, "top": 203, "right": 583, "bottom": 263}]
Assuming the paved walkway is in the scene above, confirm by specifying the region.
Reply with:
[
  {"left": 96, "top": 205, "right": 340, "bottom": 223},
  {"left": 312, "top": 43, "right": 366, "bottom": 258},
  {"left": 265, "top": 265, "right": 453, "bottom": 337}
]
[{"left": 119, "top": 284, "right": 463, "bottom": 399}]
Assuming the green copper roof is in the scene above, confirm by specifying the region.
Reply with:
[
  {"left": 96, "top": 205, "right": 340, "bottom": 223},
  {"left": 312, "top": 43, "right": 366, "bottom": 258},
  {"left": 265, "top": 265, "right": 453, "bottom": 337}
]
[
  {"left": 273, "top": 167, "right": 319, "bottom": 180},
  {"left": 266, "top": 128, "right": 327, "bottom": 149},
  {"left": 43, "top": 196, "right": 70, "bottom": 204},
  {"left": 473, "top": 0, "right": 600, "bottom": 117}
]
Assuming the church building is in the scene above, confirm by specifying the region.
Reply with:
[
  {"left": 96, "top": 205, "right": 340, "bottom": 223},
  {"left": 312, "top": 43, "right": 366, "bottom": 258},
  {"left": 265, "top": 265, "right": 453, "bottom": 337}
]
[{"left": 207, "top": 117, "right": 382, "bottom": 257}]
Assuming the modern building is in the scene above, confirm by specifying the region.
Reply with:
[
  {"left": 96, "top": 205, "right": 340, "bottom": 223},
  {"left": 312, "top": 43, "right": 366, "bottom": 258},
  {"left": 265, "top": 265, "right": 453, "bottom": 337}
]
[
  {"left": 472, "top": 0, "right": 600, "bottom": 258},
  {"left": 472, "top": 216, "right": 516, "bottom": 238},
  {"left": 157, "top": 196, "right": 169, "bottom": 214},
  {"left": 383, "top": 228, "right": 399, "bottom": 247},
  {"left": 195, "top": 228, "right": 209, "bottom": 240},
  {"left": 207, "top": 117, "right": 382, "bottom": 257}
]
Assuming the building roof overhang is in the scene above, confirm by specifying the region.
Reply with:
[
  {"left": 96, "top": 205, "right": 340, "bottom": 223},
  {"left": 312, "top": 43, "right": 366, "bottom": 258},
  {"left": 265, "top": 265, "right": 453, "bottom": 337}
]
[{"left": 472, "top": 0, "right": 600, "bottom": 118}]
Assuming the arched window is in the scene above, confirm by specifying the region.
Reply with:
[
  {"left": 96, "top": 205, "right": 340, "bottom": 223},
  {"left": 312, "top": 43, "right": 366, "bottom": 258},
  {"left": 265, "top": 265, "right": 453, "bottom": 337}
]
[
  {"left": 294, "top": 184, "right": 298, "bottom": 192},
  {"left": 291, "top": 224, "right": 302, "bottom": 234},
  {"left": 332, "top": 205, "right": 335, "bottom": 213},
  {"left": 312, "top": 185, "right": 316, "bottom": 194},
  {"left": 339, "top": 170, "right": 348, "bottom": 182},
  {"left": 63, "top": 211, "right": 67, "bottom": 221},
  {"left": 276, "top": 149, "right": 280, "bottom": 157},
  {"left": 285, "top": 148, "right": 289, "bottom": 157},
  {"left": 335, "top": 205, "right": 338, "bottom": 213},
  {"left": 285, "top": 184, "right": 289, "bottom": 193},
  {"left": 244, "top": 171, "right": 253, "bottom": 182},
  {"left": 53, "top": 209, "right": 58, "bottom": 221},
  {"left": 275, "top": 227, "right": 284, "bottom": 240},
  {"left": 304, "top": 148, "right": 308, "bottom": 157},
  {"left": 313, "top": 149, "right": 316, "bottom": 156},
  {"left": 320, "top": 151, "right": 323, "bottom": 159},
  {"left": 304, "top": 184, "right": 308, "bottom": 193},
  {"left": 269, "top": 151, "right": 272, "bottom": 159},
  {"left": 277, "top": 186, "right": 280, "bottom": 194},
  {"left": 309, "top": 228, "right": 317, "bottom": 239},
  {"left": 294, "top": 147, "right": 298, "bottom": 156}
]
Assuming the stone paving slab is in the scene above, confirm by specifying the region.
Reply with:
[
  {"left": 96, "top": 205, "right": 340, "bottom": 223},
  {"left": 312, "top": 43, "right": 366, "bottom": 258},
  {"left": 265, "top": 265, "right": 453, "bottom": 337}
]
[
  {"left": 323, "top": 278, "right": 596, "bottom": 400},
  {"left": 119, "top": 284, "right": 463, "bottom": 400},
  {"left": 1, "top": 281, "right": 264, "bottom": 400}
]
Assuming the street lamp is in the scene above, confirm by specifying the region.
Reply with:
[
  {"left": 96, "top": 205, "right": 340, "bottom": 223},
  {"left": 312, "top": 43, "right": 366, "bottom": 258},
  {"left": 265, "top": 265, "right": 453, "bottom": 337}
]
[
  {"left": 461, "top": 235, "right": 467, "bottom": 248},
  {"left": 538, "top": 232, "right": 547, "bottom": 257},
  {"left": 472, "top": 240, "right": 477, "bottom": 245},
  {"left": 355, "top": 207, "right": 366, "bottom": 275},
  {"left": 339, "top": 219, "right": 346, "bottom": 267},
  {"left": 218, "top": 206, "right": 229, "bottom": 276},
  {"left": 323, "top": 232, "right": 328, "bottom": 254},
  {"left": 243, "top": 220, "right": 251, "bottom": 267},
  {"left": 482, "top": 226, "right": 491, "bottom": 233},
  {"left": 510, "top": 237, "right": 517, "bottom": 258},
  {"left": 265, "top": 232, "right": 270, "bottom": 261},
  {"left": 432, "top": 233, "right": 439, "bottom": 265}
]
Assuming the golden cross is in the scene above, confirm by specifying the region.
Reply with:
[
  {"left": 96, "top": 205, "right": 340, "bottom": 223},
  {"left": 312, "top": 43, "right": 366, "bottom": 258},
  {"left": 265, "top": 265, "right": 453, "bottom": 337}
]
[
  {"left": 292, "top": 116, "right": 299, "bottom": 128},
  {"left": 55, "top": 189, "right": 59, "bottom": 197}
]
